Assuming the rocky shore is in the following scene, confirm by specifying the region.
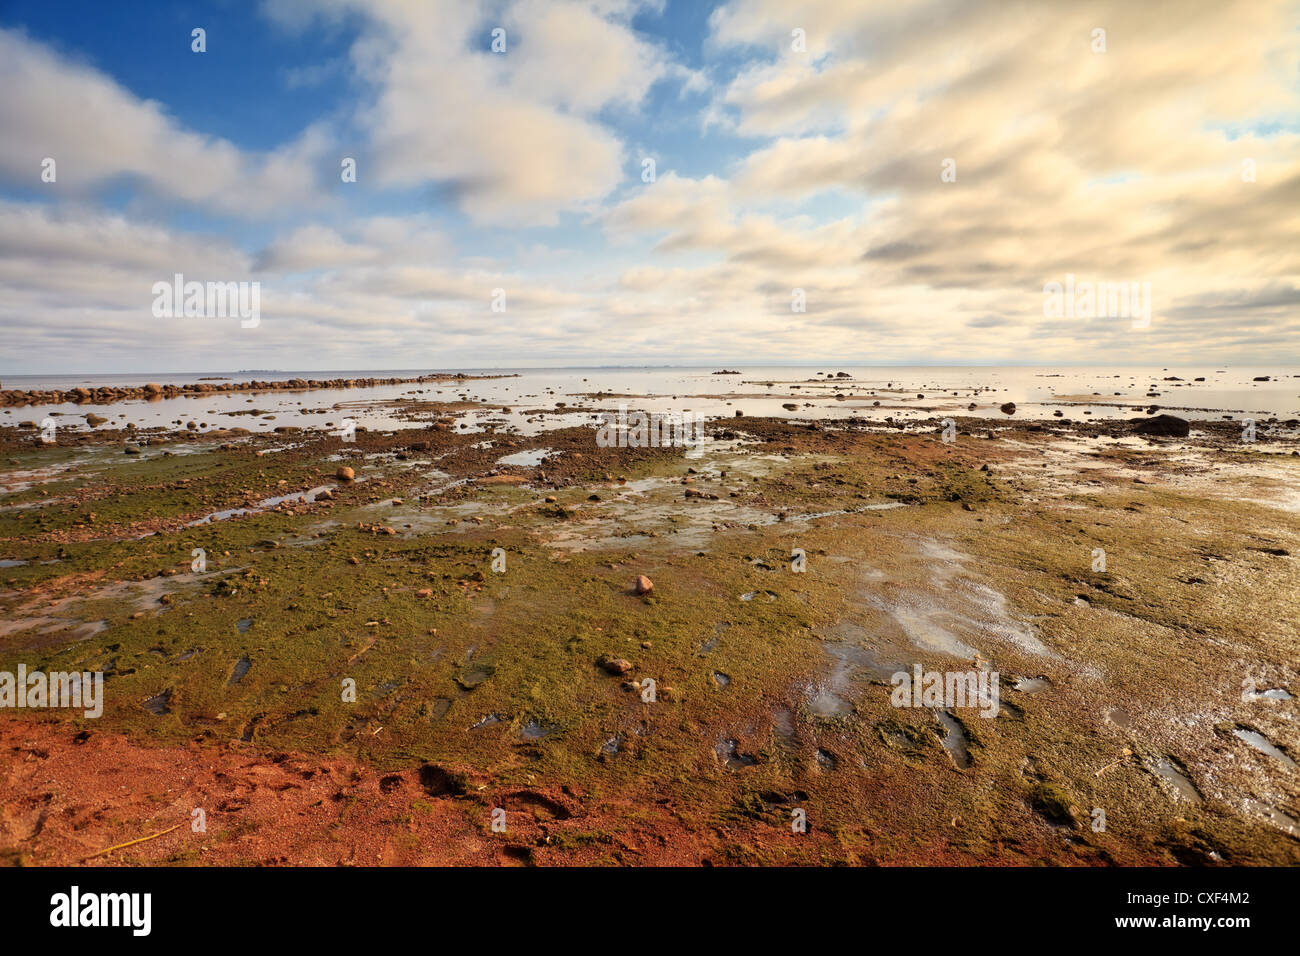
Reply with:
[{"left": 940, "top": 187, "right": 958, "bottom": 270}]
[
  {"left": 0, "top": 372, "right": 516, "bottom": 407},
  {"left": 1, "top": 390, "right": 1297, "bottom": 867}
]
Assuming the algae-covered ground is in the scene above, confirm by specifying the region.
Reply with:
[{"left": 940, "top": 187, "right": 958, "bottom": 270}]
[{"left": 1, "top": 413, "right": 1298, "bottom": 865}]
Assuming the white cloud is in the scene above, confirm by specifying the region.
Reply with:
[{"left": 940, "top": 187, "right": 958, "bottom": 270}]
[
  {"left": 0, "top": 29, "right": 329, "bottom": 216},
  {"left": 266, "top": 0, "right": 677, "bottom": 225}
]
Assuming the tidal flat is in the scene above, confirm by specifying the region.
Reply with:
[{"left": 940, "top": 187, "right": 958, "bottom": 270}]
[{"left": 1, "top": 385, "right": 1297, "bottom": 866}]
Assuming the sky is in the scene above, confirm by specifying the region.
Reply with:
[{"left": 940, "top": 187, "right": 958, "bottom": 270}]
[{"left": 0, "top": 0, "right": 1297, "bottom": 374}]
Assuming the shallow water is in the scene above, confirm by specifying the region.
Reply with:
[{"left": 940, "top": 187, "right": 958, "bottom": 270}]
[
  {"left": 8, "top": 365, "right": 1298, "bottom": 437},
  {"left": 1232, "top": 728, "right": 1297, "bottom": 769}
]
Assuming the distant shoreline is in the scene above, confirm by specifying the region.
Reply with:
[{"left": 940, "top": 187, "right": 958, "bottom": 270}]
[{"left": 1, "top": 372, "right": 517, "bottom": 408}]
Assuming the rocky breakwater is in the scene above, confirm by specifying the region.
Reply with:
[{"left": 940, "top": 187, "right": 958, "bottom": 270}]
[{"left": 1, "top": 372, "right": 515, "bottom": 407}]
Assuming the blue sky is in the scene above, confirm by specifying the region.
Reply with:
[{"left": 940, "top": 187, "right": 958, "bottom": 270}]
[{"left": 0, "top": 0, "right": 1296, "bottom": 373}]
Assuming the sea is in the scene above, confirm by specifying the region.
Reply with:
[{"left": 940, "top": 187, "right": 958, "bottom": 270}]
[{"left": 3, "top": 366, "right": 1298, "bottom": 436}]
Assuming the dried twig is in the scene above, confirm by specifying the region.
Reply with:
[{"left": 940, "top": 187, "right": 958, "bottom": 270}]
[
  {"left": 1095, "top": 747, "right": 1134, "bottom": 777},
  {"left": 83, "top": 823, "right": 181, "bottom": 861}
]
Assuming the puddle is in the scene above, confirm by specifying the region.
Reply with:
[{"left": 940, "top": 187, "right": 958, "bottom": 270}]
[
  {"left": 496, "top": 448, "right": 553, "bottom": 467},
  {"left": 1242, "top": 798, "right": 1299, "bottom": 836},
  {"left": 772, "top": 707, "right": 798, "bottom": 752},
  {"left": 815, "top": 748, "right": 837, "bottom": 769},
  {"left": 740, "top": 590, "right": 777, "bottom": 602},
  {"left": 806, "top": 686, "right": 852, "bottom": 717},
  {"left": 186, "top": 484, "right": 342, "bottom": 526},
  {"left": 470, "top": 713, "right": 504, "bottom": 730},
  {"left": 699, "top": 622, "right": 727, "bottom": 654},
  {"left": 227, "top": 656, "right": 251, "bottom": 686},
  {"left": 1014, "top": 677, "right": 1051, "bottom": 693},
  {"left": 1246, "top": 687, "right": 1293, "bottom": 701},
  {"left": 600, "top": 735, "right": 622, "bottom": 756},
  {"left": 935, "top": 710, "right": 973, "bottom": 768},
  {"left": 1232, "top": 728, "right": 1297, "bottom": 769},
  {"left": 428, "top": 697, "right": 452, "bottom": 721},
  {"left": 715, "top": 738, "right": 757, "bottom": 769},
  {"left": 456, "top": 663, "right": 494, "bottom": 690},
  {"left": 1105, "top": 706, "right": 1133, "bottom": 729},
  {"left": 143, "top": 689, "right": 172, "bottom": 715},
  {"left": 713, "top": 671, "right": 731, "bottom": 688},
  {"left": 520, "top": 719, "right": 555, "bottom": 740},
  {"left": 853, "top": 540, "right": 1056, "bottom": 664},
  {"left": 1151, "top": 756, "right": 1201, "bottom": 803},
  {"left": 235, "top": 618, "right": 252, "bottom": 634}
]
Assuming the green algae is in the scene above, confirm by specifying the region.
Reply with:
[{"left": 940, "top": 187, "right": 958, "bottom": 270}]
[{"left": 3, "top": 423, "right": 1299, "bottom": 864}]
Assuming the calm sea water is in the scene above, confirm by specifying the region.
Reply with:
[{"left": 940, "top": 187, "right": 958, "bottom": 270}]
[{"left": 4, "top": 366, "right": 1298, "bottom": 435}]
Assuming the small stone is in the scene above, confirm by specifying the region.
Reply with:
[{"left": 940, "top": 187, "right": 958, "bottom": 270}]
[
  {"left": 336, "top": 466, "right": 355, "bottom": 481},
  {"left": 633, "top": 575, "right": 653, "bottom": 595},
  {"left": 603, "top": 658, "right": 633, "bottom": 675}
]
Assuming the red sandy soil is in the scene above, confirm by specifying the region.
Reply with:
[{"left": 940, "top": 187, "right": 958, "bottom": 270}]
[{"left": 0, "top": 717, "right": 845, "bottom": 866}]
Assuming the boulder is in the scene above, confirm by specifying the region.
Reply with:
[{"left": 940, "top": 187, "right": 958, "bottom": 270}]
[{"left": 1132, "top": 414, "right": 1190, "bottom": 437}]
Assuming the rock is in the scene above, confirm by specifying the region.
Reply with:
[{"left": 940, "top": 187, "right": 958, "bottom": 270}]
[
  {"left": 999, "top": 402, "right": 1016, "bottom": 415},
  {"left": 314, "top": 488, "right": 333, "bottom": 501},
  {"left": 1031, "top": 783, "right": 1077, "bottom": 827},
  {"left": 633, "top": 574, "right": 654, "bottom": 595},
  {"left": 602, "top": 658, "right": 633, "bottom": 676},
  {"left": 144, "top": 382, "right": 163, "bottom": 395},
  {"left": 336, "top": 466, "right": 355, "bottom": 481},
  {"left": 1132, "top": 414, "right": 1190, "bottom": 437}
]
